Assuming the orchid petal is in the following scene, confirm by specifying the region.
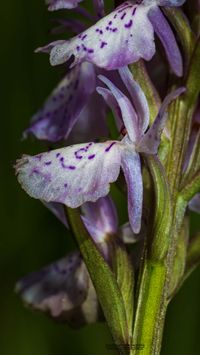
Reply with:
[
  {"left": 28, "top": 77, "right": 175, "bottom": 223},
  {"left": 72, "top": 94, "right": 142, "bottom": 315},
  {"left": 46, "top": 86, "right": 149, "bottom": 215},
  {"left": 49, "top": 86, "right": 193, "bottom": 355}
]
[
  {"left": 148, "top": 6, "right": 183, "bottom": 76},
  {"left": 50, "top": 2, "right": 155, "bottom": 70},
  {"left": 51, "top": 18, "right": 87, "bottom": 35},
  {"left": 15, "top": 252, "right": 99, "bottom": 326},
  {"left": 119, "top": 66, "right": 150, "bottom": 133},
  {"left": 121, "top": 148, "right": 143, "bottom": 234},
  {"left": 98, "top": 75, "right": 139, "bottom": 142},
  {"left": 82, "top": 196, "right": 118, "bottom": 236},
  {"left": 138, "top": 87, "right": 185, "bottom": 154},
  {"left": 46, "top": 0, "right": 83, "bottom": 11},
  {"left": 16, "top": 141, "right": 122, "bottom": 208},
  {"left": 67, "top": 91, "right": 108, "bottom": 144},
  {"left": 157, "top": 0, "right": 186, "bottom": 6},
  {"left": 96, "top": 86, "right": 122, "bottom": 130},
  {"left": 43, "top": 201, "right": 68, "bottom": 227},
  {"left": 188, "top": 194, "right": 200, "bottom": 214},
  {"left": 35, "top": 40, "right": 66, "bottom": 54},
  {"left": 25, "top": 63, "right": 96, "bottom": 142}
]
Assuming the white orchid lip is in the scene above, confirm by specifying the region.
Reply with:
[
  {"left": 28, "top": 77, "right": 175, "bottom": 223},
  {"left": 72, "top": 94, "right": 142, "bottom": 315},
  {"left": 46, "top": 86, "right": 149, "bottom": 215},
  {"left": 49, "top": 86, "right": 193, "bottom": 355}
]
[{"left": 47, "top": 0, "right": 183, "bottom": 76}]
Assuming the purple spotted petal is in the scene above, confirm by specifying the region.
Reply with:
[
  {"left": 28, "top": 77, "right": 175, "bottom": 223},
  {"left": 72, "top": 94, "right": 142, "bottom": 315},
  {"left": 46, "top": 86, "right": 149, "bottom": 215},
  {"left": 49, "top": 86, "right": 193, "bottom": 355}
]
[
  {"left": 15, "top": 252, "right": 99, "bottom": 326},
  {"left": 188, "top": 194, "right": 200, "bottom": 214},
  {"left": 121, "top": 146, "right": 143, "bottom": 234},
  {"left": 118, "top": 66, "right": 150, "bottom": 133},
  {"left": 138, "top": 87, "right": 185, "bottom": 154},
  {"left": 25, "top": 63, "right": 96, "bottom": 142},
  {"left": 50, "top": 2, "right": 155, "bottom": 70},
  {"left": 46, "top": 0, "right": 83, "bottom": 11},
  {"left": 98, "top": 75, "right": 139, "bottom": 142},
  {"left": 82, "top": 196, "right": 118, "bottom": 237},
  {"left": 148, "top": 7, "right": 183, "bottom": 76},
  {"left": 15, "top": 141, "right": 122, "bottom": 208}
]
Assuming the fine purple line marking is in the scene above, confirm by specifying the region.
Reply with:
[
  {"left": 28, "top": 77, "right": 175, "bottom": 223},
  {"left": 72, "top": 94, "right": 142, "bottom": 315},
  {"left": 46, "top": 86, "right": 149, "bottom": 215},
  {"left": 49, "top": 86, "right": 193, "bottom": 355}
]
[
  {"left": 105, "top": 142, "right": 116, "bottom": 152},
  {"left": 44, "top": 161, "right": 52, "bottom": 166}
]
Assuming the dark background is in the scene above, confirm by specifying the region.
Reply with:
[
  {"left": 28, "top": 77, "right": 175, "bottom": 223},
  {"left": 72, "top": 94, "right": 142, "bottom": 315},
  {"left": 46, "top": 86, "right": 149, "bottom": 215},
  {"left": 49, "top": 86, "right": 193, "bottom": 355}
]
[{"left": 1, "top": 1, "right": 200, "bottom": 354}]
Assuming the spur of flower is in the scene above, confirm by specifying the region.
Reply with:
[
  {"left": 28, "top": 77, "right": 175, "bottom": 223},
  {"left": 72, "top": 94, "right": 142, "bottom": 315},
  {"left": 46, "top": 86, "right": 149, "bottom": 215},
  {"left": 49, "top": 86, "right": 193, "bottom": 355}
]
[{"left": 15, "top": 66, "right": 184, "bottom": 233}]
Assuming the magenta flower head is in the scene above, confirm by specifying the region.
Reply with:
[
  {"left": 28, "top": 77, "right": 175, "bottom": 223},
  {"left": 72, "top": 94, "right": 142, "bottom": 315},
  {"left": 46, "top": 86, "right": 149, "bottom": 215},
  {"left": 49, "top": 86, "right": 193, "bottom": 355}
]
[
  {"left": 48, "top": 0, "right": 185, "bottom": 75},
  {"left": 15, "top": 66, "right": 184, "bottom": 233}
]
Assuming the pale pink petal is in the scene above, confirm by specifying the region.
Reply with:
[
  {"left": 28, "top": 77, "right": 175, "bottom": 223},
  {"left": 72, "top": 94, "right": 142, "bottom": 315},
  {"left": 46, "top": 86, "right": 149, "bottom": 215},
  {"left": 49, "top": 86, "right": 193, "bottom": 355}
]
[
  {"left": 121, "top": 148, "right": 143, "bottom": 234},
  {"left": 15, "top": 141, "right": 122, "bottom": 208},
  {"left": 50, "top": 2, "right": 155, "bottom": 70}
]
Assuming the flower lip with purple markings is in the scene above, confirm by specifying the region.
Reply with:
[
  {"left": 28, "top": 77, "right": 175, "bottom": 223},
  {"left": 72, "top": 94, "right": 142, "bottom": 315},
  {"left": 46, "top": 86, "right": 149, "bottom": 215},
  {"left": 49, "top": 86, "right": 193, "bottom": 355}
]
[
  {"left": 15, "top": 66, "right": 185, "bottom": 234},
  {"left": 48, "top": 0, "right": 184, "bottom": 75}
]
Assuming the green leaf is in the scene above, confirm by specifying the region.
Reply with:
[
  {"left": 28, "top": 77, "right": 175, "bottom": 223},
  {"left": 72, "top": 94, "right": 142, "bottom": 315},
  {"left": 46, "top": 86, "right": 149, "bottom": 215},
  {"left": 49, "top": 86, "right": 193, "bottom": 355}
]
[
  {"left": 110, "top": 238, "right": 134, "bottom": 340},
  {"left": 145, "top": 155, "right": 172, "bottom": 261},
  {"left": 167, "top": 217, "right": 189, "bottom": 299},
  {"left": 66, "top": 207, "right": 130, "bottom": 349},
  {"left": 185, "top": 231, "right": 200, "bottom": 280},
  {"left": 180, "top": 169, "right": 200, "bottom": 202}
]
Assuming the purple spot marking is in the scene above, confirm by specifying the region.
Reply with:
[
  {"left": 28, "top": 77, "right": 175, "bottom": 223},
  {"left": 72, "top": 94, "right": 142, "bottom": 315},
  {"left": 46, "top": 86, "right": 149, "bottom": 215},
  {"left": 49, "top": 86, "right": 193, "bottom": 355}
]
[
  {"left": 88, "top": 154, "right": 95, "bottom": 160},
  {"left": 56, "top": 153, "right": 61, "bottom": 158},
  {"left": 35, "top": 154, "right": 43, "bottom": 161},
  {"left": 88, "top": 48, "right": 94, "bottom": 53},
  {"left": 64, "top": 183, "right": 68, "bottom": 188},
  {"left": 125, "top": 20, "right": 133, "bottom": 28},
  {"left": 45, "top": 161, "right": 52, "bottom": 166},
  {"left": 101, "top": 41, "right": 107, "bottom": 49},
  {"left": 105, "top": 142, "right": 116, "bottom": 152},
  {"left": 132, "top": 8, "right": 137, "bottom": 16},
  {"left": 32, "top": 168, "right": 40, "bottom": 174},
  {"left": 82, "top": 34, "right": 87, "bottom": 40}
]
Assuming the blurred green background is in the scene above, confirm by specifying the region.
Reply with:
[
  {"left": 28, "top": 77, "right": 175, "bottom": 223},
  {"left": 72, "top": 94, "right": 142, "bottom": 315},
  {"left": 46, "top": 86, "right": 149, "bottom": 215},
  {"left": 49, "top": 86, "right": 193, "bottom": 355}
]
[{"left": 1, "top": 1, "right": 200, "bottom": 354}]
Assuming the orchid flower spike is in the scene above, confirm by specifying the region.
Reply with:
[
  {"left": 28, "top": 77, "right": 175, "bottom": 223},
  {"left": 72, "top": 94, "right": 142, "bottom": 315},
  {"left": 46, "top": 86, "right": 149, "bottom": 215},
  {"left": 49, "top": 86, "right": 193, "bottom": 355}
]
[
  {"left": 15, "top": 66, "right": 185, "bottom": 234},
  {"left": 48, "top": 0, "right": 185, "bottom": 76}
]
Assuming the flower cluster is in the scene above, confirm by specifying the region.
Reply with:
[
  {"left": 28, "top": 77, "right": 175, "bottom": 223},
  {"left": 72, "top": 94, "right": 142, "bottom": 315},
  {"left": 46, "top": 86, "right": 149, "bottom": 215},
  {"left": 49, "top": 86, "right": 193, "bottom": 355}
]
[{"left": 16, "top": 0, "right": 200, "bottom": 331}]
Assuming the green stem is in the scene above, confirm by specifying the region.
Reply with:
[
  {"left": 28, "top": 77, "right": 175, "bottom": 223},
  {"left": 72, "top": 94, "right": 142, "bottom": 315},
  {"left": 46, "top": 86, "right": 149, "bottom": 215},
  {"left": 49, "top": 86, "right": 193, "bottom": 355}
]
[
  {"left": 132, "top": 259, "right": 167, "bottom": 355},
  {"left": 132, "top": 156, "right": 171, "bottom": 354}
]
